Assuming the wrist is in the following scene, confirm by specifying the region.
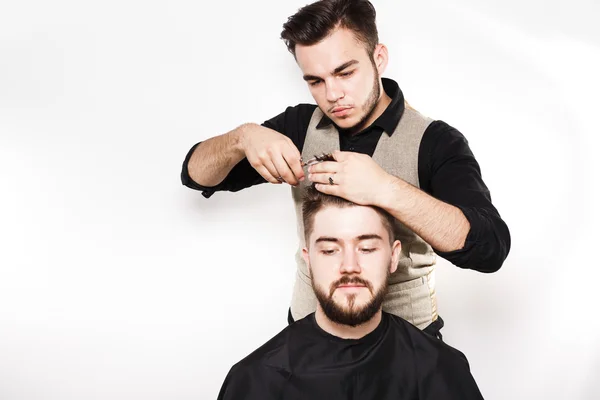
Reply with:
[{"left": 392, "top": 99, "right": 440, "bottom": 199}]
[
  {"left": 231, "top": 123, "right": 251, "bottom": 157},
  {"left": 376, "top": 174, "right": 405, "bottom": 210}
]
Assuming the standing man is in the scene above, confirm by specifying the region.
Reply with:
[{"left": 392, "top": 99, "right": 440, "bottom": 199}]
[{"left": 181, "top": 0, "right": 510, "bottom": 337}]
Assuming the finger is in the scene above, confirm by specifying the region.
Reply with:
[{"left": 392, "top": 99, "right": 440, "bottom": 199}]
[
  {"left": 272, "top": 152, "right": 299, "bottom": 186},
  {"left": 308, "top": 161, "right": 341, "bottom": 174},
  {"left": 253, "top": 162, "right": 281, "bottom": 184},
  {"left": 254, "top": 150, "right": 281, "bottom": 180},
  {"left": 282, "top": 143, "right": 305, "bottom": 181},
  {"left": 314, "top": 183, "right": 340, "bottom": 195},
  {"left": 264, "top": 157, "right": 286, "bottom": 182},
  {"left": 309, "top": 172, "right": 340, "bottom": 186}
]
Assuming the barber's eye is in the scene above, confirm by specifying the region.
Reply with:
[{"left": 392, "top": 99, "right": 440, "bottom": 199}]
[
  {"left": 309, "top": 80, "right": 322, "bottom": 87},
  {"left": 321, "top": 249, "right": 336, "bottom": 255},
  {"left": 340, "top": 71, "right": 354, "bottom": 77},
  {"left": 360, "top": 248, "right": 376, "bottom": 254}
]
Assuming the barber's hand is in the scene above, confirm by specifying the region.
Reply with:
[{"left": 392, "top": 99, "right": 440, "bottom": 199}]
[
  {"left": 239, "top": 125, "right": 304, "bottom": 185},
  {"left": 308, "top": 150, "right": 394, "bottom": 206}
]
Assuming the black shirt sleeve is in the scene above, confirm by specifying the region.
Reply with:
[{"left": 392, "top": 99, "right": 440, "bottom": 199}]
[
  {"left": 418, "top": 120, "right": 511, "bottom": 273},
  {"left": 180, "top": 104, "right": 317, "bottom": 198}
]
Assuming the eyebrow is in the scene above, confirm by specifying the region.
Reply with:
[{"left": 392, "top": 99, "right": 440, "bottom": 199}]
[
  {"left": 315, "top": 236, "right": 339, "bottom": 244},
  {"left": 314, "top": 234, "right": 383, "bottom": 244},
  {"left": 356, "top": 234, "right": 384, "bottom": 242},
  {"left": 302, "top": 60, "right": 359, "bottom": 82}
]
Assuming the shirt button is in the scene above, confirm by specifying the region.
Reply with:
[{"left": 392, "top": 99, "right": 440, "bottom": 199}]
[{"left": 349, "top": 146, "right": 355, "bottom": 151}]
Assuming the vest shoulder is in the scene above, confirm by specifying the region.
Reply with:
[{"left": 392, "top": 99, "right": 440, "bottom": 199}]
[{"left": 402, "top": 106, "right": 434, "bottom": 122}]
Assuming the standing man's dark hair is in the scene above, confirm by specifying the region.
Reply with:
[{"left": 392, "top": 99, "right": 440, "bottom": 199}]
[{"left": 281, "top": 0, "right": 379, "bottom": 58}]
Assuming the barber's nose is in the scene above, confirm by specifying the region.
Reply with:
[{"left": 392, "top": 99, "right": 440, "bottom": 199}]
[
  {"left": 326, "top": 81, "right": 343, "bottom": 103},
  {"left": 339, "top": 250, "right": 361, "bottom": 274}
]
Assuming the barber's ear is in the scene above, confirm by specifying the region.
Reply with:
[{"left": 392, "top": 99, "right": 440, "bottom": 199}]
[
  {"left": 302, "top": 248, "right": 311, "bottom": 274},
  {"left": 373, "top": 43, "right": 389, "bottom": 76},
  {"left": 390, "top": 240, "right": 401, "bottom": 274}
]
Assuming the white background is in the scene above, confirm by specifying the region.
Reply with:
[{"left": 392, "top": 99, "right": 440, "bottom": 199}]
[{"left": 1, "top": 0, "right": 599, "bottom": 399}]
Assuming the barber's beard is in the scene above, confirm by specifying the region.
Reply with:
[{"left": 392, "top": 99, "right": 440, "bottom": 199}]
[
  {"left": 346, "top": 70, "right": 381, "bottom": 135},
  {"left": 312, "top": 271, "right": 390, "bottom": 327}
]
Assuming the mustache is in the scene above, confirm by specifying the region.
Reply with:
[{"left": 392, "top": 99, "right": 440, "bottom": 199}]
[{"left": 329, "top": 275, "right": 373, "bottom": 296}]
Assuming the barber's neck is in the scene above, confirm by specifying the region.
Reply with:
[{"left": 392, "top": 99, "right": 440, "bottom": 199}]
[{"left": 315, "top": 307, "right": 383, "bottom": 340}]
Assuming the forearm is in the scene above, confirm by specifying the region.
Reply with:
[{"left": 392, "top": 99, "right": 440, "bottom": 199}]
[
  {"left": 187, "top": 124, "right": 252, "bottom": 187},
  {"left": 377, "top": 176, "right": 470, "bottom": 252}
]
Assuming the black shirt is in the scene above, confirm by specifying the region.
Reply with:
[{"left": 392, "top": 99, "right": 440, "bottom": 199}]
[
  {"left": 216, "top": 312, "right": 484, "bottom": 400},
  {"left": 180, "top": 78, "right": 511, "bottom": 272}
]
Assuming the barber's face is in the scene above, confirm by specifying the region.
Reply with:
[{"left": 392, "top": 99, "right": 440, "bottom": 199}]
[
  {"left": 303, "top": 205, "right": 400, "bottom": 327},
  {"left": 295, "top": 28, "right": 387, "bottom": 134}
]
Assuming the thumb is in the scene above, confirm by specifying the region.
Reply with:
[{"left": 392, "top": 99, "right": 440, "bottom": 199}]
[{"left": 332, "top": 150, "right": 347, "bottom": 161}]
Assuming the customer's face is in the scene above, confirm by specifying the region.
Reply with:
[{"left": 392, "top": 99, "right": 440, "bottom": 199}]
[
  {"left": 302, "top": 205, "right": 401, "bottom": 326},
  {"left": 295, "top": 27, "right": 387, "bottom": 134}
]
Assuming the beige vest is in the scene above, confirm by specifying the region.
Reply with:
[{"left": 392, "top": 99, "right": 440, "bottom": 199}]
[{"left": 290, "top": 107, "right": 438, "bottom": 330}]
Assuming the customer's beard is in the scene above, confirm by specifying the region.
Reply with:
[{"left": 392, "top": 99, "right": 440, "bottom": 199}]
[{"left": 312, "top": 272, "right": 390, "bottom": 327}]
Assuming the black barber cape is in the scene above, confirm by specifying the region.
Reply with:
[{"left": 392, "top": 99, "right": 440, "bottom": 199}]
[{"left": 217, "top": 312, "right": 484, "bottom": 399}]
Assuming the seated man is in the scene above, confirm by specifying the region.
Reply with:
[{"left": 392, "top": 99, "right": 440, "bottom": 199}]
[{"left": 217, "top": 188, "right": 484, "bottom": 400}]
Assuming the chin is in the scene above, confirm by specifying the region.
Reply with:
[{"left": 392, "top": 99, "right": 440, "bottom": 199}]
[
  {"left": 339, "top": 297, "right": 370, "bottom": 309},
  {"left": 332, "top": 117, "right": 356, "bottom": 129}
]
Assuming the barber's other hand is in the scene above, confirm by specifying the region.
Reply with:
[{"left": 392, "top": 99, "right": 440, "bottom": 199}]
[
  {"left": 308, "top": 150, "right": 393, "bottom": 206},
  {"left": 239, "top": 124, "right": 304, "bottom": 185}
]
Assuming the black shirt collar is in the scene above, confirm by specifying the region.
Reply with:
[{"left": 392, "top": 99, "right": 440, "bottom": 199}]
[{"left": 316, "top": 77, "right": 405, "bottom": 136}]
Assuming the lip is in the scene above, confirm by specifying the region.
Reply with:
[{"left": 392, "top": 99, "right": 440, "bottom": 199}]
[
  {"left": 331, "top": 106, "right": 353, "bottom": 117},
  {"left": 337, "top": 284, "right": 365, "bottom": 289}
]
